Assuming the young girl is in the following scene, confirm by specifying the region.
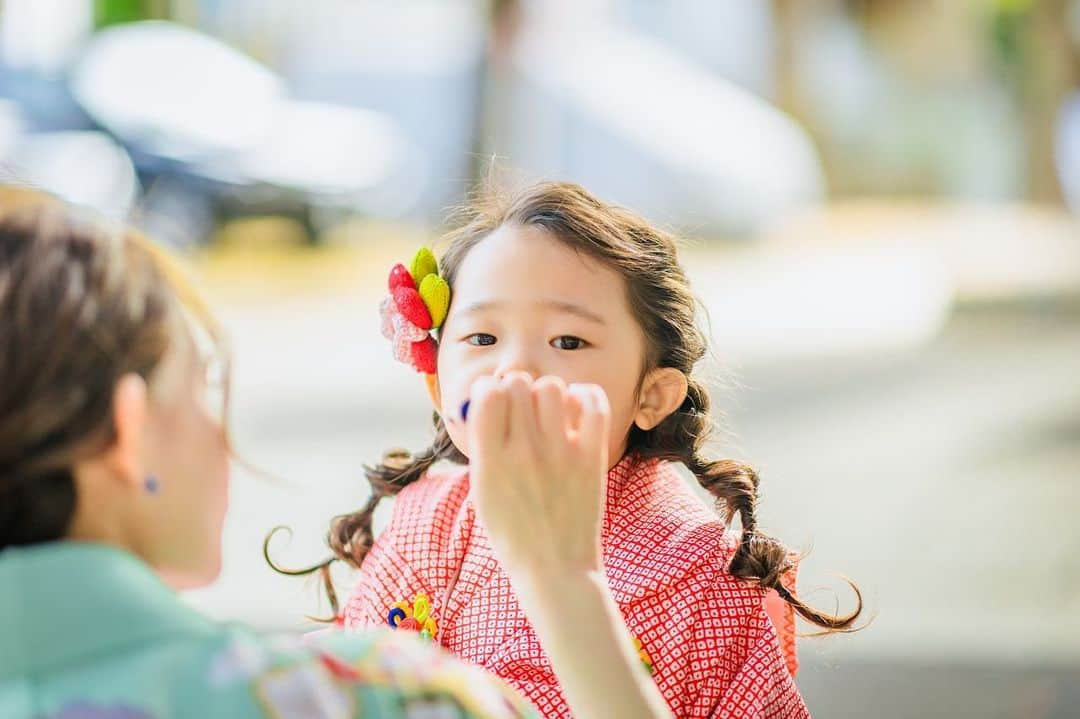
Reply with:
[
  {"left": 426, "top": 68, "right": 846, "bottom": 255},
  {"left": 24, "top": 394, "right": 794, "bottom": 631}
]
[{"left": 304, "top": 182, "right": 861, "bottom": 717}]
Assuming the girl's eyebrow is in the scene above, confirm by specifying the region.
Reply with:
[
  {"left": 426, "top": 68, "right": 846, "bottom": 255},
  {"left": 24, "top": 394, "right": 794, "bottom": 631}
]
[
  {"left": 541, "top": 299, "right": 607, "bottom": 325},
  {"left": 458, "top": 299, "right": 607, "bottom": 326}
]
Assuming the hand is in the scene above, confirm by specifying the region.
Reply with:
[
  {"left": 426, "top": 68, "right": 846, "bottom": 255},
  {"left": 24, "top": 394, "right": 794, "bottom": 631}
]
[
  {"left": 465, "top": 372, "right": 611, "bottom": 578},
  {"left": 463, "top": 374, "right": 672, "bottom": 719}
]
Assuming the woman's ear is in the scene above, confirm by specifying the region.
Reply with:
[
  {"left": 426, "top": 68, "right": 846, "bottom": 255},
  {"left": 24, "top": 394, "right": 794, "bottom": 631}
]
[
  {"left": 633, "top": 368, "right": 688, "bottom": 431},
  {"left": 104, "top": 373, "right": 150, "bottom": 489}
]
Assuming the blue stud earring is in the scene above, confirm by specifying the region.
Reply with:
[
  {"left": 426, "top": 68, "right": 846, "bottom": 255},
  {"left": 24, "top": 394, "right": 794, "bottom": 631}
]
[
  {"left": 460, "top": 400, "right": 470, "bottom": 422},
  {"left": 144, "top": 475, "right": 160, "bottom": 494}
]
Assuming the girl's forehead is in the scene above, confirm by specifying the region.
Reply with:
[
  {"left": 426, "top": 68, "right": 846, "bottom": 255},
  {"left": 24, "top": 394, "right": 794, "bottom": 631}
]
[{"left": 454, "top": 225, "right": 623, "bottom": 297}]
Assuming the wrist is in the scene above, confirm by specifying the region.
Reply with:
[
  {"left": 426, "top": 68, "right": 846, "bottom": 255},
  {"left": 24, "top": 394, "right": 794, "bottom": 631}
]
[
  {"left": 499, "top": 538, "right": 603, "bottom": 582},
  {"left": 507, "top": 565, "right": 609, "bottom": 618}
]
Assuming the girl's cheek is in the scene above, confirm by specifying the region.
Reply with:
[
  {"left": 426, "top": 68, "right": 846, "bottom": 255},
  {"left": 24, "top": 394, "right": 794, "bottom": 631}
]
[{"left": 443, "top": 412, "right": 471, "bottom": 458}]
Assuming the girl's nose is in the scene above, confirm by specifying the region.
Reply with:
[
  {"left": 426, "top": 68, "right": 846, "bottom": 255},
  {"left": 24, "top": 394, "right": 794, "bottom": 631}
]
[{"left": 492, "top": 343, "right": 540, "bottom": 381}]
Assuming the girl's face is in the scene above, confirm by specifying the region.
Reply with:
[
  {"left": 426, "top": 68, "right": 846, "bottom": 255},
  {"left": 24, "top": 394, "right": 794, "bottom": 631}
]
[{"left": 438, "top": 224, "right": 649, "bottom": 466}]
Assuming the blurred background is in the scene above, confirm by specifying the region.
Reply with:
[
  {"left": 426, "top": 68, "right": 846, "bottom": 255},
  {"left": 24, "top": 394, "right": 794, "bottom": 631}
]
[{"left": 1, "top": 1, "right": 1078, "bottom": 716}]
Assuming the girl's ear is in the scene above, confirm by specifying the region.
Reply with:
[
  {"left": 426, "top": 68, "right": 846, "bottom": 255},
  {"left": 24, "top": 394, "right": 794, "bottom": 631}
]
[{"left": 633, "top": 367, "right": 688, "bottom": 431}]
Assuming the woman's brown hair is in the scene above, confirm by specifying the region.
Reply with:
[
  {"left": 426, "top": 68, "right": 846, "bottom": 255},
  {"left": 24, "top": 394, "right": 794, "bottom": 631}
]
[
  {"left": 270, "top": 181, "right": 861, "bottom": 632},
  {"left": 0, "top": 186, "right": 227, "bottom": 550}
]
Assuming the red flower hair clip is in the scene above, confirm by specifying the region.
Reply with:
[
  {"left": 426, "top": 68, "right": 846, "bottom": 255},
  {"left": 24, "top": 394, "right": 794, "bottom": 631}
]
[{"left": 379, "top": 248, "right": 450, "bottom": 395}]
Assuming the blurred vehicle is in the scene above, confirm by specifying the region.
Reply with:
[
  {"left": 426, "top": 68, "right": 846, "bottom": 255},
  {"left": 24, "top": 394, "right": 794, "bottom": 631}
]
[
  {"left": 493, "top": 2, "right": 825, "bottom": 237},
  {"left": 69, "top": 20, "right": 424, "bottom": 245},
  {"left": 1056, "top": 92, "right": 1080, "bottom": 216},
  {"left": 0, "top": 98, "right": 137, "bottom": 220}
]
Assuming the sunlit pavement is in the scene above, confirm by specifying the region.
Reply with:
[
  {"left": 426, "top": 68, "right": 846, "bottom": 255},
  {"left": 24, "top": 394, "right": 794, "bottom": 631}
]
[{"left": 180, "top": 208, "right": 1080, "bottom": 718}]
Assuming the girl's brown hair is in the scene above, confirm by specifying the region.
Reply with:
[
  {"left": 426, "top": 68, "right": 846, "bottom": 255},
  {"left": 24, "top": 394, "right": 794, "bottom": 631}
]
[
  {"left": 0, "top": 187, "right": 227, "bottom": 551},
  {"left": 271, "top": 181, "right": 861, "bottom": 631}
]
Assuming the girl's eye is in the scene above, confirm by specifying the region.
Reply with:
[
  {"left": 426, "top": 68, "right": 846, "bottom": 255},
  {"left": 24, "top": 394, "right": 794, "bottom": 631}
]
[
  {"left": 551, "top": 335, "right": 587, "bottom": 350},
  {"left": 466, "top": 333, "right": 497, "bottom": 346}
]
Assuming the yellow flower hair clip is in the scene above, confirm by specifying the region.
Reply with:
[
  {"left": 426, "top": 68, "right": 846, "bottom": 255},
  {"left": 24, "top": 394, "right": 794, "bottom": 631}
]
[
  {"left": 634, "top": 637, "right": 655, "bottom": 675},
  {"left": 386, "top": 592, "right": 439, "bottom": 642}
]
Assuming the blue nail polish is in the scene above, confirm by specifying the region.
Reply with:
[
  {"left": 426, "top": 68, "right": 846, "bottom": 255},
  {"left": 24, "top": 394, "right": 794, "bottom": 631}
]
[
  {"left": 460, "top": 400, "right": 470, "bottom": 421},
  {"left": 144, "top": 475, "right": 160, "bottom": 494}
]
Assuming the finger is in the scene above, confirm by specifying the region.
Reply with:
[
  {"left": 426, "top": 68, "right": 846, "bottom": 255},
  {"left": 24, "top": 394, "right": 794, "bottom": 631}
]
[
  {"left": 468, "top": 375, "right": 509, "bottom": 450},
  {"left": 501, "top": 371, "right": 534, "bottom": 447},
  {"left": 563, "top": 383, "right": 586, "bottom": 434},
  {"left": 532, "top": 375, "right": 568, "bottom": 447},
  {"left": 570, "top": 384, "right": 611, "bottom": 463}
]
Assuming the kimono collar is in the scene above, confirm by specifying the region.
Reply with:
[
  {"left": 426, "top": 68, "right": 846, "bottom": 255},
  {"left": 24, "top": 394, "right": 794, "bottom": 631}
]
[
  {"left": 600, "top": 452, "right": 661, "bottom": 536},
  {"left": 601, "top": 454, "right": 736, "bottom": 606},
  {"left": 0, "top": 541, "right": 216, "bottom": 678}
]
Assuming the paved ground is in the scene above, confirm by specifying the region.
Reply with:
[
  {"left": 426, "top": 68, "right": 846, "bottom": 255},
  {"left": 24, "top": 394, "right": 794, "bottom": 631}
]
[{"left": 178, "top": 220, "right": 1080, "bottom": 718}]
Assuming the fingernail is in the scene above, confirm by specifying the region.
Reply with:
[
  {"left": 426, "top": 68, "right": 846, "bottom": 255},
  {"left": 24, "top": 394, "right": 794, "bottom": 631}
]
[{"left": 460, "top": 399, "right": 470, "bottom": 421}]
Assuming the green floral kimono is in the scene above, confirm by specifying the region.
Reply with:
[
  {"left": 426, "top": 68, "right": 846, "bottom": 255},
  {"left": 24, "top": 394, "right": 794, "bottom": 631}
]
[{"left": 0, "top": 542, "right": 537, "bottom": 719}]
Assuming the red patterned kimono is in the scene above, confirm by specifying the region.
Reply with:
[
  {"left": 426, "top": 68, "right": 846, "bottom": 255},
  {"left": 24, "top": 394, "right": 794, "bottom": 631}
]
[{"left": 341, "top": 454, "right": 809, "bottom": 718}]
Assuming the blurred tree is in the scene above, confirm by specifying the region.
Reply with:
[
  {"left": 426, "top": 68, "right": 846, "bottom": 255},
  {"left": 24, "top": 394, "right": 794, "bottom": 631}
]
[
  {"left": 771, "top": 0, "right": 802, "bottom": 118},
  {"left": 470, "top": 0, "right": 523, "bottom": 185},
  {"left": 94, "top": 0, "right": 169, "bottom": 28},
  {"left": 988, "top": 0, "right": 1077, "bottom": 203},
  {"left": 771, "top": 0, "right": 854, "bottom": 196},
  {"left": 774, "top": 0, "right": 1076, "bottom": 202}
]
